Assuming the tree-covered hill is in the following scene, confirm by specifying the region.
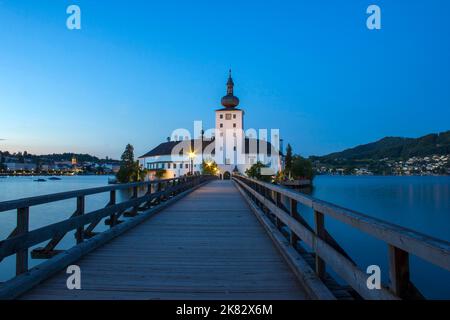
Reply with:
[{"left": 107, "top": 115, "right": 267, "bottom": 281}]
[{"left": 312, "top": 130, "right": 450, "bottom": 162}]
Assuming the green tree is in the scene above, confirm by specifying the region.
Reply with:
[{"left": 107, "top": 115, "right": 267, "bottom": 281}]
[
  {"left": 285, "top": 144, "right": 293, "bottom": 174},
  {"left": 202, "top": 159, "right": 218, "bottom": 175},
  {"left": 116, "top": 144, "right": 146, "bottom": 183},
  {"left": 291, "top": 156, "right": 314, "bottom": 180},
  {"left": 245, "top": 161, "right": 272, "bottom": 182}
]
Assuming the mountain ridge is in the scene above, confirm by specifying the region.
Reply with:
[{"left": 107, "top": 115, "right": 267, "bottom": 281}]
[{"left": 312, "top": 130, "right": 450, "bottom": 162}]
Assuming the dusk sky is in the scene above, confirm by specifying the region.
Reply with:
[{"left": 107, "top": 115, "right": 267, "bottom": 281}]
[{"left": 1, "top": 0, "right": 449, "bottom": 159}]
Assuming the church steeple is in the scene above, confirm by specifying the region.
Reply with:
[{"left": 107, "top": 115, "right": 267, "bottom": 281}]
[
  {"left": 221, "top": 69, "right": 240, "bottom": 108},
  {"left": 226, "top": 69, "right": 234, "bottom": 95}
]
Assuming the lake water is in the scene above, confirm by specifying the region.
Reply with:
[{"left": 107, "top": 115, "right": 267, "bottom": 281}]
[
  {"left": 0, "top": 175, "right": 449, "bottom": 298},
  {"left": 0, "top": 175, "right": 133, "bottom": 284},
  {"left": 306, "top": 175, "right": 450, "bottom": 299}
]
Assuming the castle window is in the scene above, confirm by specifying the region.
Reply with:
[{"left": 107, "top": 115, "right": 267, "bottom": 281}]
[
  {"left": 233, "top": 123, "right": 236, "bottom": 128},
  {"left": 220, "top": 114, "right": 223, "bottom": 119},
  {"left": 185, "top": 164, "right": 188, "bottom": 169},
  {"left": 220, "top": 123, "right": 223, "bottom": 128},
  {"left": 173, "top": 163, "right": 177, "bottom": 169},
  {"left": 168, "top": 163, "right": 171, "bottom": 169},
  {"left": 233, "top": 114, "right": 236, "bottom": 119},
  {"left": 226, "top": 114, "right": 232, "bottom": 120}
]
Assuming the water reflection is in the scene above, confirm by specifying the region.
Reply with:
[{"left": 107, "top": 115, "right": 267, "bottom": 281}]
[{"left": 301, "top": 175, "right": 450, "bottom": 299}]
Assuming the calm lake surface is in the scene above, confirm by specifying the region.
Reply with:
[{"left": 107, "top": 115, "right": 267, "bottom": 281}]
[
  {"left": 307, "top": 175, "right": 450, "bottom": 299},
  {"left": 0, "top": 175, "right": 449, "bottom": 298}
]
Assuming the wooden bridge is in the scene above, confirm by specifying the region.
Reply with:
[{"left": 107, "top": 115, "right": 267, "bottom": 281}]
[{"left": 0, "top": 175, "right": 449, "bottom": 300}]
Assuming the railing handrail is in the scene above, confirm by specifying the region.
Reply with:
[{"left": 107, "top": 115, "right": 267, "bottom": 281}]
[
  {"left": 0, "top": 174, "right": 215, "bottom": 299},
  {"left": 233, "top": 174, "right": 450, "bottom": 299},
  {"left": 232, "top": 174, "right": 450, "bottom": 271},
  {"left": 0, "top": 176, "right": 198, "bottom": 213}
]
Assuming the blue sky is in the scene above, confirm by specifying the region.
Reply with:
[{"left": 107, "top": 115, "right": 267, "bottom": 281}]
[{"left": 0, "top": 0, "right": 449, "bottom": 159}]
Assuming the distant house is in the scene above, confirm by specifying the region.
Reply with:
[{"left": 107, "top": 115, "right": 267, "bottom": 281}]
[{"left": 5, "top": 163, "right": 37, "bottom": 171}]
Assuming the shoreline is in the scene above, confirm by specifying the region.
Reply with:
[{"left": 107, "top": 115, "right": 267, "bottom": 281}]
[{"left": 0, "top": 173, "right": 114, "bottom": 177}]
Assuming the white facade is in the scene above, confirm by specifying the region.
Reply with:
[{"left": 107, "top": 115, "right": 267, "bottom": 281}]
[
  {"left": 140, "top": 154, "right": 202, "bottom": 180},
  {"left": 214, "top": 108, "right": 243, "bottom": 173}
]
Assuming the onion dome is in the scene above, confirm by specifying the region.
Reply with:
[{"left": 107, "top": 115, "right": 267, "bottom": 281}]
[{"left": 221, "top": 69, "right": 240, "bottom": 108}]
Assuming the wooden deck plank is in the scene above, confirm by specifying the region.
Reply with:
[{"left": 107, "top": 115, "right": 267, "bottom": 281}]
[{"left": 20, "top": 180, "right": 307, "bottom": 300}]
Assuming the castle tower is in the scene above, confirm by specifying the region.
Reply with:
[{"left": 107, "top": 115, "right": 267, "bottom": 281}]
[{"left": 215, "top": 70, "right": 244, "bottom": 170}]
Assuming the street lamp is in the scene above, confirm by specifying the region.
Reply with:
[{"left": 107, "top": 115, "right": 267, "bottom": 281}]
[{"left": 188, "top": 151, "right": 196, "bottom": 175}]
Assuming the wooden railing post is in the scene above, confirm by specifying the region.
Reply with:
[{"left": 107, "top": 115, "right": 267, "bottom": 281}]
[
  {"left": 172, "top": 178, "right": 177, "bottom": 195},
  {"left": 389, "top": 245, "right": 410, "bottom": 298},
  {"left": 289, "top": 198, "right": 299, "bottom": 248},
  {"left": 132, "top": 186, "right": 138, "bottom": 215},
  {"left": 314, "top": 210, "right": 326, "bottom": 279},
  {"left": 275, "top": 191, "right": 283, "bottom": 229},
  {"left": 148, "top": 182, "right": 153, "bottom": 194},
  {"left": 75, "top": 196, "right": 85, "bottom": 243},
  {"left": 157, "top": 181, "right": 162, "bottom": 202},
  {"left": 108, "top": 190, "right": 116, "bottom": 227},
  {"left": 16, "top": 207, "right": 29, "bottom": 275},
  {"left": 251, "top": 180, "right": 255, "bottom": 198}
]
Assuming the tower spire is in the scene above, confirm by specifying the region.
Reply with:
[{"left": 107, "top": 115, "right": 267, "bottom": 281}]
[
  {"left": 226, "top": 69, "right": 234, "bottom": 95},
  {"left": 221, "top": 69, "right": 239, "bottom": 108}
]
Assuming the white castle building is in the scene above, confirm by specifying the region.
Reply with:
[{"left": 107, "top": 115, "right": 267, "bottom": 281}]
[{"left": 138, "top": 72, "right": 282, "bottom": 180}]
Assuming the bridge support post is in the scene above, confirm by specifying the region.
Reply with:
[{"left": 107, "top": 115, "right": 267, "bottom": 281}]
[
  {"left": 388, "top": 245, "right": 410, "bottom": 298},
  {"left": 275, "top": 192, "right": 284, "bottom": 230},
  {"left": 16, "top": 207, "right": 29, "bottom": 275},
  {"left": 314, "top": 210, "right": 326, "bottom": 279},
  {"left": 124, "top": 186, "right": 139, "bottom": 217},
  {"left": 252, "top": 182, "right": 259, "bottom": 206},
  {"left": 108, "top": 190, "right": 117, "bottom": 227},
  {"left": 289, "top": 199, "right": 299, "bottom": 249},
  {"left": 75, "top": 196, "right": 85, "bottom": 243}
]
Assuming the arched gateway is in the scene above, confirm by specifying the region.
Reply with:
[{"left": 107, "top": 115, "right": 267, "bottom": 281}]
[{"left": 223, "top": 171, "right": 231, "bottom": 180}]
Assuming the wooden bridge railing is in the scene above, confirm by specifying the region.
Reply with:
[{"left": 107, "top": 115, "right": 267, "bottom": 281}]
[
  {"left": 233, "top": 174, "right": 450, "bottom": 300},
  {"left": 0, "top": 175, "right": 214, "bottom": 288}
]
